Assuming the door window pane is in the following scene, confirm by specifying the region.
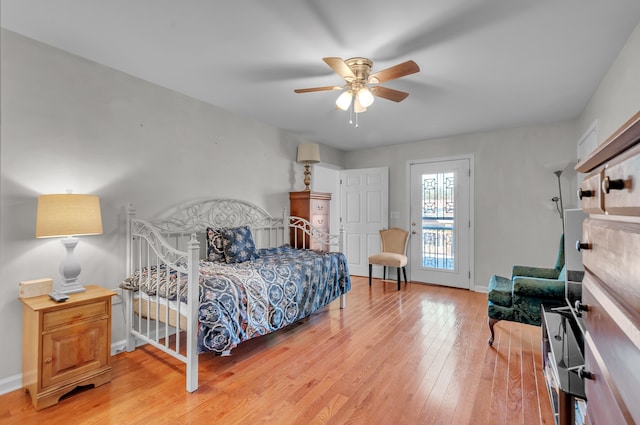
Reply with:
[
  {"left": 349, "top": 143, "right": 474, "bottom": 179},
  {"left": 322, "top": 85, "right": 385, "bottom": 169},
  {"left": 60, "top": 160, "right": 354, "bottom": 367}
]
[{"left": 421, "top": 172, "right": 455, "bottom": 270}]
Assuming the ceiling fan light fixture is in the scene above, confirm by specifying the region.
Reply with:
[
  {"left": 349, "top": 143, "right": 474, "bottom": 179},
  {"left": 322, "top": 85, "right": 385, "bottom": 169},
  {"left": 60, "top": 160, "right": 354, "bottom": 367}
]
[
  {"left": 354, "top": 98, "right": 367, "bottom": 113},
  {"left": 357, "top": 87, "right": 374, "bottom": 108},
  {"left": 336, "top": 91, "right": 353, "bottom": 111}
]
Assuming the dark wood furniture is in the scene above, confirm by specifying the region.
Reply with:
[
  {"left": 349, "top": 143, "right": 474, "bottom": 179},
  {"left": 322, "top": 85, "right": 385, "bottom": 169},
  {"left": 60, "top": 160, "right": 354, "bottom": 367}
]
[
  {"left": 541, "top": 306, "right": 586, "bottom": 425},
  {"left": 575, "top": 111, "right": 640, "bottom": 425},
  {"left": 289, "top": 191, "right": 331, "bottom": 251},
  {"left": 21, "top": 285, "right": 115, "bottom": 410}
]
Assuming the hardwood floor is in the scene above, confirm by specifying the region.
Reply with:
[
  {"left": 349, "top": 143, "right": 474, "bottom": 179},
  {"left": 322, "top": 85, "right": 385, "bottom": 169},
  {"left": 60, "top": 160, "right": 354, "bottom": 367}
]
[{"left": 0, "top": 276, "right": 554, "bottom": 424}]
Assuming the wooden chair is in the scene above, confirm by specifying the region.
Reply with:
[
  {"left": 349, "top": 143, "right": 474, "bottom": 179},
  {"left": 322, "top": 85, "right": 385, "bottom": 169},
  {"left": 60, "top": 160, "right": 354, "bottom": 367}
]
[{"left": 368, "top": 228, "right": 409, "bottom": 291}]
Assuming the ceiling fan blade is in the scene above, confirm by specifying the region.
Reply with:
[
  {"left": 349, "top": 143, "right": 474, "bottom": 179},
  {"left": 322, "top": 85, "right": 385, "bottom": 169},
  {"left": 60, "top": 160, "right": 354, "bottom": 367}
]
[
  {"left": 323, "top": 57, "right": 356, "bottom": 82},
  {"left": 368, "top": 60, "right": 420, "bottom": 84},
  {"left": 370, "top": 86, "right": 410, "bottom": 102},
  {"left": 294, "top": 86, "right": 342, "bottom": 93}
]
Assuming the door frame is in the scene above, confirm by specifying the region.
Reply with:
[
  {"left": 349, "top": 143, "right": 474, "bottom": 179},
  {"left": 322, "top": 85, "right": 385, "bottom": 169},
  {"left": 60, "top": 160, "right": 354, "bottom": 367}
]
[{"left": 405, "top": 154, "right": 475, "bottom": 289}]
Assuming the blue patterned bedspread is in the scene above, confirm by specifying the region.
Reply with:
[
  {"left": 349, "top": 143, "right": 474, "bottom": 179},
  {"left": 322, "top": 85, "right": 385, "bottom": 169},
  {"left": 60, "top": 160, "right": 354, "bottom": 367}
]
[{"left": 121, "top": 246, "right": 351, "bottom": 354}]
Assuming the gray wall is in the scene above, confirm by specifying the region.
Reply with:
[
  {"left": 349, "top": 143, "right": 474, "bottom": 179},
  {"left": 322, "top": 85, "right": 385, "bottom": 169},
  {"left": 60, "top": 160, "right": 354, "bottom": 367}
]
[
  {"left": 344, "top": 122, "right": 579, "bottom": 290},
  {"left": 579, "top": 20, "right": 640, "bottom": 145}
]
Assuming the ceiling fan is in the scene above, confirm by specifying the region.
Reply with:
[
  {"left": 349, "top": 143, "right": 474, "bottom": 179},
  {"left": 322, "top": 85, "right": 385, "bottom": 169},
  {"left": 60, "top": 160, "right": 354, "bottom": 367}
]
[{"left": 294, "top": 57, "right": 420, "bottom": 114}]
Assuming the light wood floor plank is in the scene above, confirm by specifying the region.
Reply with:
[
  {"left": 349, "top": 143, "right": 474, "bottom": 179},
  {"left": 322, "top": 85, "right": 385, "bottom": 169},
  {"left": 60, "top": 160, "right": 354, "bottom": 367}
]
[{"left": 0, "top": 276, "right": 555, "bottom": 424}]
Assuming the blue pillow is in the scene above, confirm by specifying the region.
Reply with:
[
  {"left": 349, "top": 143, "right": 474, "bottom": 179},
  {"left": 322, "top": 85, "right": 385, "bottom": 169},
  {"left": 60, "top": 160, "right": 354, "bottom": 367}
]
[
  {"left": 221, "top": 226, "right": 259, "bottom": 263},
  {"left": 205, "top": 227, "right": 226, "bottom": 262}
]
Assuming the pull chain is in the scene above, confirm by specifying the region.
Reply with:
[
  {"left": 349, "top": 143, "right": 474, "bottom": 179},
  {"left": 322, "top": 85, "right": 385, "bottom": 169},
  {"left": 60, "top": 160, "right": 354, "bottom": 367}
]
[{"left": 347, "top": 101, "right": 359, "bottom": 128}]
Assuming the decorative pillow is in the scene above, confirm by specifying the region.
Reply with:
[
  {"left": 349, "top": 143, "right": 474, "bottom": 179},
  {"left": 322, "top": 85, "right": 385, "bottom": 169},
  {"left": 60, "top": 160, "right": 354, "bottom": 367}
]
[
  {"left": 205, "top": 227, "right": 226, "bottom": 262},
  {"left": 221, "top": 226, "right": 259, "bottom": 263}
]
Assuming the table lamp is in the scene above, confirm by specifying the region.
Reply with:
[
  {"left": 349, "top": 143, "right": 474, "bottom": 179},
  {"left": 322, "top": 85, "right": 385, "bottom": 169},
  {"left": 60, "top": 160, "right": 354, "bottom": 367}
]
[
  {"left": 296, "top": 143, "right": 321, "bottom": 191},
  {"left": 36, "top": 194, "right": 103, "bottom": 294}
]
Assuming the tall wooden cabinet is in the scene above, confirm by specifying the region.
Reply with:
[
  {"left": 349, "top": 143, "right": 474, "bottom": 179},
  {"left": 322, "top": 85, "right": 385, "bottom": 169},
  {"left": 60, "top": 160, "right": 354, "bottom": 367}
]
[
  {"left": 289, "top": 191, "right": 331, "bottom": 251},
  {"left": 575, "top": 111, "right": 640, "bottom": 425},
  {"left": 21, "top": 285, "right": 115, "bottom": 410}
]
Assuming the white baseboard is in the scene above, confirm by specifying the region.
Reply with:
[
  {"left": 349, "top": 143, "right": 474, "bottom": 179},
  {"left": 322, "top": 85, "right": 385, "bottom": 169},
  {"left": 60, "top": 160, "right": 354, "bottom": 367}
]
[
  {"left": 0, "top": 373, "right": 22, "bottom": 396},
  {"left": 111, "top": 339, "right": 129, "bottom": 355},
  {"left": 473, "top": 285, "right": 488, "bottom": 293}
]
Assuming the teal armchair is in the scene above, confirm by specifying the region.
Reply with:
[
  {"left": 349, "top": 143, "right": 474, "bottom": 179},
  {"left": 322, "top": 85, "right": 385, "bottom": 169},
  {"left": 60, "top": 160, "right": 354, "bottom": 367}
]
[{"left": 487, "top": 234, "right": 566, "bottom": 346}]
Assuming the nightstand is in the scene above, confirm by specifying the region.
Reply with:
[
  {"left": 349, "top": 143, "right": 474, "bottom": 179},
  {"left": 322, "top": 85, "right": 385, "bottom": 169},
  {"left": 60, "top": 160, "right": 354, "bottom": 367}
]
[{"left": 20, "top": 285, "right": 115, "bottom": 410}]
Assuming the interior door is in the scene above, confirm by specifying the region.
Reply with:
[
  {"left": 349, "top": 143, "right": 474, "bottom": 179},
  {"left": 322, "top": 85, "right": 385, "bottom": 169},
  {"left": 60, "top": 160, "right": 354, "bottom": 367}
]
[
  {"left": 409, "top": 158, "right": 471, "bottom": 289},
  {"left": 340, "top": 167, "right": 389, "bottom": 276},
  {"left": 311, "top": 163, "right": 342, "bottom": 243}
]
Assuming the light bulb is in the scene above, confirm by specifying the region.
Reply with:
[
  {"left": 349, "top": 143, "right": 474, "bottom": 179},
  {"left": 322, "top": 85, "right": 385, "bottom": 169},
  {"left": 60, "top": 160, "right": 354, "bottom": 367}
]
[
  {"left": 336, "top": 91, "right": 352, "bottom": 111},
  {"left": 354, "top": 98, "right": 367, "bottom": 113},
  {"left": 357, "top": 87, "right": 374, "bottom": 108}
]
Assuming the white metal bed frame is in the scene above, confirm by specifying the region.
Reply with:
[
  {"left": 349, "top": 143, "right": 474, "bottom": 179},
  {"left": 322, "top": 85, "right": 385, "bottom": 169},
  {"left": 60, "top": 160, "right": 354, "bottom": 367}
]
[{"left": 124, "top": 198, "right": 346, "bottom": 392}]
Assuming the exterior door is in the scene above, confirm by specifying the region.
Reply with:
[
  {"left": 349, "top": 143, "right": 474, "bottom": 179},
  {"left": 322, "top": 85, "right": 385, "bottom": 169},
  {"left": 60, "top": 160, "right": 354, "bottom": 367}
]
[
  {"left": 409, "top": 158, "right": 471, "bottom": 289},
  {"left": 340, "top": 167, "right": 389, "bottom": 276}
]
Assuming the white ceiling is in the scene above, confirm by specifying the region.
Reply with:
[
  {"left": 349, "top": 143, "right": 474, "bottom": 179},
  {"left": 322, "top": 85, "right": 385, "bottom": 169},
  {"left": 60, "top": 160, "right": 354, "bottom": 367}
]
[{"left": 2, "top": 0, "right": 640, "bottom": 151}]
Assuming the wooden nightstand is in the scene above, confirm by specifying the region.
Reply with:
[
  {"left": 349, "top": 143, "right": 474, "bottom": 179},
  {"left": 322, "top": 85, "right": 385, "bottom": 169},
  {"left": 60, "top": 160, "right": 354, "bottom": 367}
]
[{"left": 20, "top": 285, "right": 115, "bottom": 410}]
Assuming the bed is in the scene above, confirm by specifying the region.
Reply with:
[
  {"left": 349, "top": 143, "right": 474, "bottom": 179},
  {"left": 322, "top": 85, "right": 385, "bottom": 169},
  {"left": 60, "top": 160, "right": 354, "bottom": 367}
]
[{"left": 120, "top": 198, "right": 351, "bottom": 392}]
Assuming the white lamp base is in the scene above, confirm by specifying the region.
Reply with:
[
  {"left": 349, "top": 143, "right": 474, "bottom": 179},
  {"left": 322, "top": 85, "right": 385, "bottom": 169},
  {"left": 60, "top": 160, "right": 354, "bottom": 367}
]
[
  {"left": 57, "top": 236, "right": 86, "bottom": 294},
  {"left": 57, "top": 280, "right": 86, "bottom": 294}
]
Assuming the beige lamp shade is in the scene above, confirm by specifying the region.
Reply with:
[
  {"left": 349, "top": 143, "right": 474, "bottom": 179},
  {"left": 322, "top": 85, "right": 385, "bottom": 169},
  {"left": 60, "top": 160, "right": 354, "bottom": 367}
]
[
  {"left": 36, "top": 194, "right": 103, "bottom": 238},
  {"left": 297, "top": 143, "right": 321, "bottom": 163}
]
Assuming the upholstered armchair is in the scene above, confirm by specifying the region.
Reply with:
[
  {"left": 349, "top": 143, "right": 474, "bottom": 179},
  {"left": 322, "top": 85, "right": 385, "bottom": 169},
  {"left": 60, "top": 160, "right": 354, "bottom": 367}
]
[
  {"left": 487, "top": 234, "right": 566, "bottom": 346},
  {"left": 368, "top": 228, "right": 409, "bottom": 291}
]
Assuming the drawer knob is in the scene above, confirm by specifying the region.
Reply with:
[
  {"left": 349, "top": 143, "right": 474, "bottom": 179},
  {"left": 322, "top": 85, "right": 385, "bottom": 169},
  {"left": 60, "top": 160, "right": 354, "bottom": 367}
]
[
  {"left": 577, "top": 188, "right": 593, "bottom": 199},
  {"left": 44, "top": 357, "right": 52, "bottom": 364},
  {"left": 574, "top": 300, "right": 589, "bottom": 313},
  {"left": 575, "top": 240, "right": 591, "bottom": 252},
  {"left": 602, "top": 176, "right": 625, "bottom": 194},
  {"left": 577, "top": 366, "right": 594, "bottom": 381}
]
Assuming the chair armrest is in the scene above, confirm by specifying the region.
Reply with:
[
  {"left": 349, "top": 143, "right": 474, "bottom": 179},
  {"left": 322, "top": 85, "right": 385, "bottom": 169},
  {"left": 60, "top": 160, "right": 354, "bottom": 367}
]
[
  {"left": 512, "top": 277, "right": 565, "bottom": 299},
  {"left": 511, "top": 265, "right": 560, "bottom": 280}
]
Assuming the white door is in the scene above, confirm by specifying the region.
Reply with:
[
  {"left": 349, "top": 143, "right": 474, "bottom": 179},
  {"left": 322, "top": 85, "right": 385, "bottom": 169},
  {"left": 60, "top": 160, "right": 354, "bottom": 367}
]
[
  {"left": 340, "top": 167, "right": 389, "bottom": 276},
  {"left": 409, "top": 158, "right": 471, "bottom": 289},
  {"left": 311, "top": 163, "right": 341, "bottom": 244}
]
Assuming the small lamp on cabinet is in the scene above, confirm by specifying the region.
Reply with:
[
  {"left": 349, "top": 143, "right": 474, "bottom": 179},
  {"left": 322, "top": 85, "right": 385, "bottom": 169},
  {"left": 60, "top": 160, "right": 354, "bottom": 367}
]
[
  {"left": 35, "top": 194, "right": 103, "bottom": 294},
  {"left": 297, "top": 143, "right": 321, "bottom": 191}
]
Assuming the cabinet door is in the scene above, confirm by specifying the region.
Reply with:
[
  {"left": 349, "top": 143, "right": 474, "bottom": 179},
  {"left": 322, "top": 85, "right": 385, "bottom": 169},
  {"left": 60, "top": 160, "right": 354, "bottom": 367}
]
[{"left": 42, "top": 319, "right": 109, "bottom": 388}]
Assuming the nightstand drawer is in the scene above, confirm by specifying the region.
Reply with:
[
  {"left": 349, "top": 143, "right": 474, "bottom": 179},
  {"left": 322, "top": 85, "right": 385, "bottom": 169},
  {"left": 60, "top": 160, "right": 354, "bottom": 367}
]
[{"left": 43, "top": 300, "right": 108, "bottom": 330}]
